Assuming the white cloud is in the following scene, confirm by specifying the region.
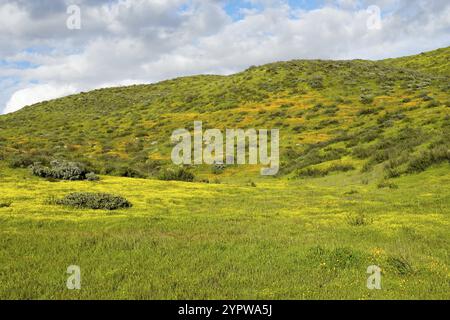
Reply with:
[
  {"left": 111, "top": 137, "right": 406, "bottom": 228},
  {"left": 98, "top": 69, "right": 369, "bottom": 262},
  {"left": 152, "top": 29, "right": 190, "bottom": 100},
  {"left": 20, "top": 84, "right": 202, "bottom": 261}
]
[{"left": 4, "top": 84, "right": 78, "bottom": 113}]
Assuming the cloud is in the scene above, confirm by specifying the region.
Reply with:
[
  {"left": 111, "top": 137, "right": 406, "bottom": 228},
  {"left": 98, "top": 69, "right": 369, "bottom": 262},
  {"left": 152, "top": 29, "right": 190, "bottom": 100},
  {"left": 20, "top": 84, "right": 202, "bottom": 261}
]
[
  {"left": 4, "top": 84, "right": 78, "bottom": 113},
  {"left": 1, "top": 0, "right": 449, "bottom": 114}
]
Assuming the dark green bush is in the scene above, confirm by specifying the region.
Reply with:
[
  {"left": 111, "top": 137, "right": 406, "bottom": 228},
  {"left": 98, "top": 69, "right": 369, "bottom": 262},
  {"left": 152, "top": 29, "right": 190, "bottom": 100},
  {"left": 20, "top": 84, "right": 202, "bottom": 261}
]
[
  {"left": 357, "top": 108, "right": 379, "bottom": 116},
  {"left": 307, "top": 75, "right": 324, "bottom": 89},
  {"left": 211, "top": 163, "right": 225, "bottom": 175},
  {"left": 297, "top": 167, "right": 328, "bottom": 178},
  {"left": 407, "top": 146, "right": 450, "bottom": 173},
  {"left": 360, "top": 94, "right": 374, "bottom": 104},
  {"left": 30, "top": 160, "right": 98, "bottom": 181},
  {"left": 347, "top": 213, "right": 372, "bottom": 226},
  {"left": 86, "top": 172, "right": 100, "bottom": 181},
  {"left": 9, "top": 154, "right": 49, "bottom": 169},
  {"left": 384, "top": 167, "right": 401, "bottom": 179},
  {"left": 329, "top": 163, "right": 355, "bottom": 172},
  {"left": 386, "top": 256, "right": 413, "bottom": 275},
  {"left": 158, "top": 167, "right": 195, "bottom": 182},
  {"left": 115, "top": 166, "right": 146, "bottom": 178},
  {"left": 377, "top": 181, "right": 398, "bottom": 189},
  {"left": 56, "top": 192, "right": 132, "bottom": 210},
  {"left": 0, "top": 201, "right": 12, "bottom": 208}
]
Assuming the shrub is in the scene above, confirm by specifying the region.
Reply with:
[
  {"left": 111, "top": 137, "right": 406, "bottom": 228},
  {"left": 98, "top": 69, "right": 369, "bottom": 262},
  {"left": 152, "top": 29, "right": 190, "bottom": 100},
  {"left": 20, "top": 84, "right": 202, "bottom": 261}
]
[
  {"left": 115, "top": 166, "right": 145, "bottom": 178},
  {"left": 0, "top": 201, "right": 12, "bottom": 208},
  {"left": 86, "top": 172, "right": 100, "bottom": 181},
  {"left": 297, "top": 167, "right": 327, "bottom": 178},
  {"left": 377, "top": 181, "right": 398, "bottom": 189},
  {"left": 307, "top": 75, "right": 324, "bottom": 89},
  {"left": 56, "top": 192, "right": 132, "bottom": 210},
  {"left": 360, "top": 94, "right": 374, "bottom": 105},
  {"left": 30, "top": 163, "right": 52, "bottom": 178},
  {"left": 9, "top": 154, "right": 49, "bottom": 169},
  {"left": 292, "top": 125, "right": 306, "bottom": 133},
  {"left": 246, "top": 180, "right": 257, "bottom": 187},
  {"left": 384, "top": 167, "right": 401, "bottom": 179},
  {"left": 211, "top": 162, "right": 225, "bottom": 175},
  {"left": 329, "top": 163, "right": 355, "bottom": 172},
  {"left": 357, "top": 108, "right": 378, "bottom": 116},
  {"left": 30, "top": 160, "right": 96, "bottom": 181},
  {"left": 426, "top": 100, "right": 440, "bottom": 108},
  {"left": 386, "top": 256, "right": 413, "bottom": 275},
  {"left": 407, "top": 146, "right": 450, "bottom": 173},
  {"left": 361, "top": 161, "right": 373, "bottom": 173},
  {"left": 158, "top": 167, "right": 195, "bottom": 182},
  {"left": 347, "top": 213, "right": 372, "bottom": 226},
  {"left": 353, "top": 146, "right": 373, "bottom": 159}
]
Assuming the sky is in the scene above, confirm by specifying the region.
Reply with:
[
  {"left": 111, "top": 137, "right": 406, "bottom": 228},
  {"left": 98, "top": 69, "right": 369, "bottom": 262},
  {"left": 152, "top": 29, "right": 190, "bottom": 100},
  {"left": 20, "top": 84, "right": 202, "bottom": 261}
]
[{"left": 0, "top": 0, "right": 449, "bottom": 114}]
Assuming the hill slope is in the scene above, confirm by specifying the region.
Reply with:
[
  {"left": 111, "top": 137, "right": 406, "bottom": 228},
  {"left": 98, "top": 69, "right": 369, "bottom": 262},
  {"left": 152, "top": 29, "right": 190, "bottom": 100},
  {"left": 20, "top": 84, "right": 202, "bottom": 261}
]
[
  {"left": 383, "top": 47, "right": 450, "bottom": 76},
  {"left": 0, "top": 47, "right": 449, "bottom": 181}
]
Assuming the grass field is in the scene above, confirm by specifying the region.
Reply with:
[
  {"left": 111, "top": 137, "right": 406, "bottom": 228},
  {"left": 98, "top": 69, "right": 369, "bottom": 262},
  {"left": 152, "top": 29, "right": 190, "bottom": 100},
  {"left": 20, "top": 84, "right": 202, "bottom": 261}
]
[{"left": 0, "top": 162, "right": 448, "bottom": 299}]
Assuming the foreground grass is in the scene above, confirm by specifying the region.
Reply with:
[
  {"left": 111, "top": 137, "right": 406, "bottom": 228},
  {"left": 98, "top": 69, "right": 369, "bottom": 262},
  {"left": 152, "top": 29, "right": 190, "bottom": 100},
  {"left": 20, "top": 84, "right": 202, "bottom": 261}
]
[{"left": 0, "top": 163, "right": 449, "bottom": 299}]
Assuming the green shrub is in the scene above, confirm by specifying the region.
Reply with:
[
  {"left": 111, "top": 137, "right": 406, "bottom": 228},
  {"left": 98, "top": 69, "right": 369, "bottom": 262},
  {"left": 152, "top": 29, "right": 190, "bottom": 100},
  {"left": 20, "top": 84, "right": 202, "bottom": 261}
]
[
  {"left": 56, "top": 192, "right": 132, "bottom": 210},
  {"left": 158, "top": 167, "right": 195, "bottom": 182},
  {"left": 115, "top": 166, "right": 146, "bottom": 178},
  {"left": 329, "top": 163, "right": 355, "bottom": 172},
  {"left": 353, "top": 146, "right": 373, "bottom": 159},
  {"left": 384, "top": 167, "right": 401, "bottom": 179},
  {"left": 386, "top": 256, "right": 413, "bottom": 275},
  {"left": 347, "top": 213, "right": 372, "bottom": 226},
  {"left": 211, "top": 163, "right": 225, "bottom": 175},
  {"left": 357, "top": 108, "right": 378, "bottom": 116},
  {"left": 361, "top": 161, "right": 374, "bottom": 173},
  {"left": 86, "top": 172, "right": 100, "bottom": 181},
  {"left": 360, "top": 94, "right": 374, "bottom": 105},
  {"left": 292, "top": 125, "right": 306, "bottom": 133},
  {"left": 30, "top": 160, "right": 98, "bottom": 181},
  {"left": 0, "top": 201, "right": 12, "bottom": 208},
  {"left": 407, "top": 146, "right": 450, "bottom": 173},
  {"left": 9, "top": 154, "right": 49, "bottom": 169},
  {"left": 297, "top": 167, "right": 328, "bottom": 178},
  {"left": 246, "top": 180, "right": 257, "bottom": 187},
  {"left": 307, "top": 75, "right": 324, "bottom": 89},
  {"left": 426, "top": 100, "right": 440, "bottom": 108},
  {"left": 377, "top": 181, "right": 399, "bottom": 189}
]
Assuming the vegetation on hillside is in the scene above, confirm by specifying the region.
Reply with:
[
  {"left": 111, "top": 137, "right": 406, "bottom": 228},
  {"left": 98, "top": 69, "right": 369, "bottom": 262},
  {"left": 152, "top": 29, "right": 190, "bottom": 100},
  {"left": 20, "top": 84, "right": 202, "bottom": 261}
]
[
  {"left": 0, "top": 47, "right": 449, "bottom": 183},
  {"left": 383, "top": 47, "right": 450, "bottom": 76}
]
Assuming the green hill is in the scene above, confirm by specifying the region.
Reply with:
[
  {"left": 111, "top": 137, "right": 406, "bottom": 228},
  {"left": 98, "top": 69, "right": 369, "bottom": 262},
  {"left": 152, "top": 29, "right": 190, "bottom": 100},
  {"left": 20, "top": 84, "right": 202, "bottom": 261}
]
[
  {"left": 383, "top": 47, "right": 450, "bottom": 76},
  {"left": 0, "top": 47, "right": 449, "bottom": 181}
]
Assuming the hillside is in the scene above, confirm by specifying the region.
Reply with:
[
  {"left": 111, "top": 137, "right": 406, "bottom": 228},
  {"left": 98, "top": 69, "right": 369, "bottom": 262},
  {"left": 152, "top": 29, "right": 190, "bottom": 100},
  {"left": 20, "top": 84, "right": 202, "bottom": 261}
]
[
  {"left": 0, "top": 47, "right": 449, "bottom": 182},
  {"left": 383, "top": 47, "right": 450, "bottom": 76}
]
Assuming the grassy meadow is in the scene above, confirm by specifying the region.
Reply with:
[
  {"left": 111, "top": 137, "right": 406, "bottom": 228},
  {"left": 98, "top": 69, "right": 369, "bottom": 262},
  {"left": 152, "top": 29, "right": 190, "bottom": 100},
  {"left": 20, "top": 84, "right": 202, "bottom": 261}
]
[{"left": 0, "top": 162, "right": 448, "bottom": 299}]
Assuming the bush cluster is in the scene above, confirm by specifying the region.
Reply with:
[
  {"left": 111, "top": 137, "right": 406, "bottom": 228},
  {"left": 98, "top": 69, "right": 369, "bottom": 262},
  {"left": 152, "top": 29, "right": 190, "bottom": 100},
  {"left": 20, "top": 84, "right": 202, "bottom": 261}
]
[
  {"left": 407, "top": 146, "right": 450, "bottom": 173},
  {"left": 297, "top": 163, "right": 355, "bottom": 178},
  {"left": 56, "top": 192, "right": 132, "bottom": 210},
  {"left": 158, "top": 167, "right": 195, "bottom": 182},
  {"left": 30, "top": 160, "right": 99, "bottom": 181}
]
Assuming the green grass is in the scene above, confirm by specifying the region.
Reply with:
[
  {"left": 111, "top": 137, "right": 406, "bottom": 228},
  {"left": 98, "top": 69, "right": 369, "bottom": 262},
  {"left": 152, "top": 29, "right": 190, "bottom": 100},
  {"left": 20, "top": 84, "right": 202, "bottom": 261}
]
[{"left": 0, "top": 162, "right": 448, "bottom": 299}]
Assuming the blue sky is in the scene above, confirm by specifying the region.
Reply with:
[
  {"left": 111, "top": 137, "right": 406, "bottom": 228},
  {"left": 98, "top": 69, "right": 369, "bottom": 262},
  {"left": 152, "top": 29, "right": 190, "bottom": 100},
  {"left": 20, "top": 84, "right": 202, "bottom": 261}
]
[{"left": 0, "top": 0, "right": 449, "bottom": 114}]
